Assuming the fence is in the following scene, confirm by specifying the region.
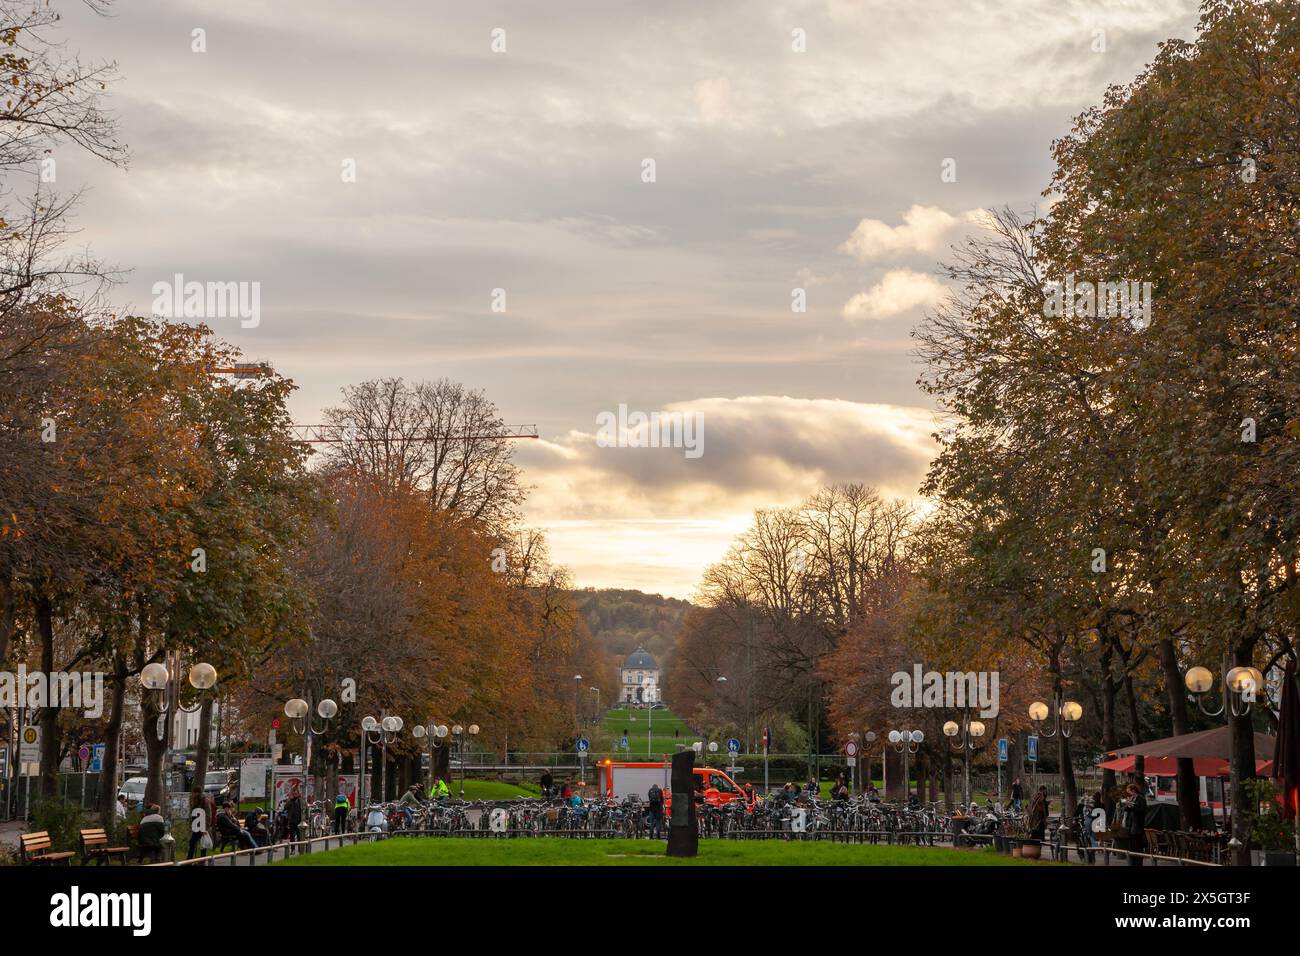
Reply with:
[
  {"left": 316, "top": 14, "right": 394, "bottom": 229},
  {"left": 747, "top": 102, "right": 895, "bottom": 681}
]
[{"left": 172, "top": 829, "right": 386, "bottom": 866}]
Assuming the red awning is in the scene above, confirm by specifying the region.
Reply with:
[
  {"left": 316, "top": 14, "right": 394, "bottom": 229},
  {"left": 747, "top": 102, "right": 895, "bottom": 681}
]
[{"left": 1097, "top": 754, "right": 1274, "bottom": 777}]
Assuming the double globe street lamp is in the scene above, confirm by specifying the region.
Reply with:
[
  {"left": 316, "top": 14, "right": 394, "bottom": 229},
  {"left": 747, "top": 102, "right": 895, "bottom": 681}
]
[
  {"left": 944, "top": 715, "right": 986, "bottom": 808},
  {"left": 140, "top": 657, "right": 218, "bottom": 821},
  {"left": 1028, "top": 696, "right": 1083, "bottom": 738},
  {"left": 451, "top": 723, "right": 480, "bottom": 797},
  {"left": 283, "top": 694, "right": 337, "bottom": 812},
  {"left": 361, "top": 714, "right": 403, "bottom": 808},
  {"left": 411, "top": 721, "right": 449, "bottom": 794},
  {"left": 888, "top": 729, "right": 924, "bottom": 801},
  {"left": 1184, "top": 664, "right": 1265, "bottom": 718}
]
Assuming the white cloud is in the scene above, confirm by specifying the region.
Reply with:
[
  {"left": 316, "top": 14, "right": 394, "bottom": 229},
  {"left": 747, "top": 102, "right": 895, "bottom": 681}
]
[
  {"left": 842, "top": 269, "right": 950, "bottom": 322},
  {"left": 519, "top": 395, "right": 937, "bottom": 596},
  {"left": 840, "top": 205, "right": 987, "bottom": 261}
]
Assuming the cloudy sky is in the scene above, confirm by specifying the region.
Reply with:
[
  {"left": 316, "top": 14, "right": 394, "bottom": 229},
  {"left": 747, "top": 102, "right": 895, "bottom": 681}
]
[{"left": 61, "top": 0, "right": 1202, "bottom": 598}]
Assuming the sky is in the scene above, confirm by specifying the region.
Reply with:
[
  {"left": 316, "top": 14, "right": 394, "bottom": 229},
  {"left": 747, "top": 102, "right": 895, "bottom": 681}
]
[{"left": 59, "top": 0, "right": 1203, "bottom": 599}]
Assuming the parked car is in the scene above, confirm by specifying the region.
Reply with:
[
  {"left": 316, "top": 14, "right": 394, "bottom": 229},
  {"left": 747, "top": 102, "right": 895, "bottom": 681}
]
[
  {"left": 203, "top": 769, "right": 235, "bottom": 803},
  {"left": 118, "top": 776, "right": 149, "bottom": 811}
]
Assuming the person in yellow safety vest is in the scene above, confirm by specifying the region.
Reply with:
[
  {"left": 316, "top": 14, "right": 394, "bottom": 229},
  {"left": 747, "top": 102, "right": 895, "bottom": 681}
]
[
  {"left": 432, "top": 777, "right": 450, "bottom": 801},
  {"left": 333, "top": 791, "right": 351, "bottom": 834}
]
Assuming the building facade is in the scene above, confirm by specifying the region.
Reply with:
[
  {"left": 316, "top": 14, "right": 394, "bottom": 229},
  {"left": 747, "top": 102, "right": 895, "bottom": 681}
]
[{"left": 620, "top": 646, "right": 660, "bottom": 704}]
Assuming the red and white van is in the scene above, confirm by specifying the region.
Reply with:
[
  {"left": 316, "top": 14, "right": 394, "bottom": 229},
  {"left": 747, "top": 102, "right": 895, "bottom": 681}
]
[{"left": 596, "top": 760, "right": 757, "bottom": 811}]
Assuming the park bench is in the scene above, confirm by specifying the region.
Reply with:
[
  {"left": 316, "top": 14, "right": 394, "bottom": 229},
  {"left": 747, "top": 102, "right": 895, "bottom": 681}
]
[
  {"left": 20, "top": 831, "right": 75, "bottom": 866},
  {"left": 79, "top": 827, "right": 130, "bottom": 865}
]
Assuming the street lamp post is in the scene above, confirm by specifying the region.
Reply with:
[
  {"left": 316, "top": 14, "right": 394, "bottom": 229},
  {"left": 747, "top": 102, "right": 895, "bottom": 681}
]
[
  {"left": 284, "top": 693, "right": 337, "bottom": 823},
  {"left": 1184, "top": 662, "right": 1264, "bottom": 859},
  {"left": 451, "top": 723, "right": 480, "bottom": 798},
  {"left": 943, "top": 714, "right": 987, "bottom": 808},
  {"left": 642, "top": 678, "right": 658, "bottom": 756},
  {"left": 361, "top": 714, "right": 402, "bottom": 809},
  {"left": 411, "top": 722, "right": 449, "bottom": 794},
  {"left": 139, "top": 657, "right": 217, "bottom": 821},
  {"left": 887, "top": 729, "right": 923, "bottom": 802},
  {"left": 573, "top": 674, "right": 582, "bottom": 727}
]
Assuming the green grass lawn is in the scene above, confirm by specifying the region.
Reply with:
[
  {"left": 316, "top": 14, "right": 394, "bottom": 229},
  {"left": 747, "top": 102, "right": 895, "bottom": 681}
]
[
  {"left": 454, "top": 780, "right": 541, "bottom": 800},
  {"left": 277, "top": 837, "right": 1045, "bottom": 867},
  {"left": 599, "top": 707, "right": 696, "bottom": 757}
]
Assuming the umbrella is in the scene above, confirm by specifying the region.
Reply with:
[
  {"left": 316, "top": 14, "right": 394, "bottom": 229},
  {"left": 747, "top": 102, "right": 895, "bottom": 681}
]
[
  {"left": 1097, "top": 754, "right": 1273, "bottom": 777},
  {"left": 1271, "top": 657, "right": 1299, "bottom": 835}
]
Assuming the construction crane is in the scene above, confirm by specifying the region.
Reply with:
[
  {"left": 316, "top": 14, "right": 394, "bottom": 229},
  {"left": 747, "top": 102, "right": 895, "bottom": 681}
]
[
  {"left": 288, "top": 423, "right": 539, "bottom": 444},
  {"left": 206, "top": 362, "right": 274, "bottom": 378}
]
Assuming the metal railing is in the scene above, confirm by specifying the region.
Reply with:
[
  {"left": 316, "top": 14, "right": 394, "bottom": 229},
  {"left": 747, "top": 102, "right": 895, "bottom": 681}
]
[{"left": 171, "top": 830, "right": 385, "bottom": 866}]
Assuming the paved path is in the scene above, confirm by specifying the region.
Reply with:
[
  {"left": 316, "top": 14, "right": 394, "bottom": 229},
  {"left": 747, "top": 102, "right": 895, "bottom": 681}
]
[{"left": 0, "top": 819, "right": 24, "bottom": 850}]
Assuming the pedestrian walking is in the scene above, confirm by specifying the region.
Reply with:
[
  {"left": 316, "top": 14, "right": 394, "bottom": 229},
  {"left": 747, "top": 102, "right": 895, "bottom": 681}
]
[
  {"left": 647, "top": 782, "right": 665, "bottom": 838},
  {"left": 333, "top": 790, "right": 351, "bottom": 833},
  {"left": 285, "top": 785, "right": 305, "bottom": 842}
]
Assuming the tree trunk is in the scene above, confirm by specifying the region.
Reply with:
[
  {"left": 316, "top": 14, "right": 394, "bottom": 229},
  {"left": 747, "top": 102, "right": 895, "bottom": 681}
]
[
  {"left": 36, "top": 591, "right": 60, "bottom": 799},
  {"left": 98, "top": 656, "right": 128, "bottom": 827},
  {"left": 1100, "top": 638, "right": 1117, "bottom": 822},
  {"left": 0, "top": 567, "right": 15, "bottom": 665},
  {"left": 1158, "top": 638, "right": 1201, "bottom": 829},
  {"left": 191, "top": 694, "right": 214, "bottom": 803},
  {"left": 1228, "top": 641, "right": 1258, "bottom": 866},
  {"left": 142, "top": 691, "right": 167, "bottom": 809}
]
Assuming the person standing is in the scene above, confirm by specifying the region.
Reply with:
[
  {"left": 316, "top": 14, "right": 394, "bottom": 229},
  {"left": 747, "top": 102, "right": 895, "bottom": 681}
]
[
  {"left": 1027, "top": 785, "right": 1049, "bottom": 841},
  {"left": 646, "top": 782, "right": 665, "bottom": 839},
  {"left": 1011, "top": 777, "right": 1023, "bottom": 811},
  {"left": 334, "top": 790, "right": 351, "bottom": 834},
  {"left": 285, "top": 785, "right": 305, "bottom": 842},
  {"left": 187, "top": 788, "right": 216, "bottom": 859},
  {"left": 1123, "top": 783, "right": 1147, "bottom": 866}
]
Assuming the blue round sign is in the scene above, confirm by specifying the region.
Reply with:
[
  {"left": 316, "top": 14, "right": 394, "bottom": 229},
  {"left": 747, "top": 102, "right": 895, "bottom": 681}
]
[
  {"left": 576, "top": 738, "right": 589, "bottom": 753},
  {"left": 727, "top": 738, "right": 741, "bottom": 753}
]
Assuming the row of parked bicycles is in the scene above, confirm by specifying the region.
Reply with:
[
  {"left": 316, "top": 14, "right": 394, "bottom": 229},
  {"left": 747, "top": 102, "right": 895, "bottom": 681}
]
[{"left": 340, "top": 793, "right": 1028, "bottom": 842}]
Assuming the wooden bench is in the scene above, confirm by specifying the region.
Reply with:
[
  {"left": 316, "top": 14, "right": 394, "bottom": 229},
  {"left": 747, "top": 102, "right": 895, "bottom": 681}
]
[
  {"left": 79, "top": 827, "right": 129, "bottom": 865},
  {"left": 20, "top": 831, "right": 75, "bottom": 866}
]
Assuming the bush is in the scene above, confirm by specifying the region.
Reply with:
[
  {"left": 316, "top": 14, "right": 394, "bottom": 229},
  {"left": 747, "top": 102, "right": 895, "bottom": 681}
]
[
  {"left": 29, "top": 797, "right": 88, "bottom": 854},
  {"left": 1243, "top": 779, "right": 1296, "bottom": 853}
]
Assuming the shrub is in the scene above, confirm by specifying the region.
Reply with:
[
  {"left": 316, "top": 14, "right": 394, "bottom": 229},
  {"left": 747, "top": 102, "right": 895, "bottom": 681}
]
[{"left": 29, "top": 797, "right": 88, "bottom": 853}]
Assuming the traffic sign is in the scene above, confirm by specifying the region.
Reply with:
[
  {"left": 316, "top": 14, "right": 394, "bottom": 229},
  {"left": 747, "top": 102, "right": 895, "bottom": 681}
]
[
  {"left": 78, "top": 744, "right": 90, "bottom": 763},
  {"left": 20, "top": 726, "right": 40, "bottom": 766},
  {"left": 90, "top": 744, "right": 104, "bottom": 772},
  {"left": 844, "top": 740, "right": 859, "bottom": 758},
  {"left": 1027, "top": 735, "right": 1039, "bottom": 763},
  {"left": 998, "top": 738, "right": 1008, "bottom": 763},
  {"left": 727, "top": 738, "right": 740, "bottom": 754},
  {"left": 576, "top": 737, "right": 589, "bottom": 753}
]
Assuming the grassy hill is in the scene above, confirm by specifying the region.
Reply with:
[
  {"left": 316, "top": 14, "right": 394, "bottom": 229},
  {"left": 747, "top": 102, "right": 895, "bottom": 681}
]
[{"left": 598, "top": 706, "right": 696, "bottom": 757}]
